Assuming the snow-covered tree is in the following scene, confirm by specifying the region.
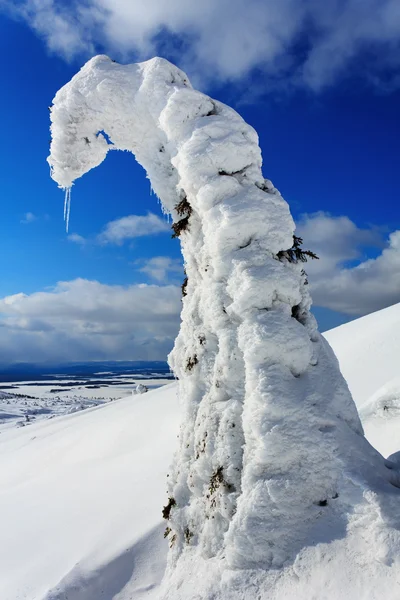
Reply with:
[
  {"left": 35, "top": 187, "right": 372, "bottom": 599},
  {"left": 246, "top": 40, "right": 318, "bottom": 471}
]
[{"left": 48, "top": 56, "right": 400, "bottom": 598}]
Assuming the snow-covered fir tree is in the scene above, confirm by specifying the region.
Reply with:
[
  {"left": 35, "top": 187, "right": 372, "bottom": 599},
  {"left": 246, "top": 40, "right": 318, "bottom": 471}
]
[{"left": 48, "top": 55, "right": 400, "bottom": 599}]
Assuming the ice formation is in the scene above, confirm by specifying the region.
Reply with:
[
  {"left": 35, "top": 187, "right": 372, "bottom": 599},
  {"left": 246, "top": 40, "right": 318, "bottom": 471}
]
[
  {"left": 48, "top": 56, "right": 400, "bottom": 598},
  {"left": 63, "top": 187, "right": 71, "bottom": 232}
]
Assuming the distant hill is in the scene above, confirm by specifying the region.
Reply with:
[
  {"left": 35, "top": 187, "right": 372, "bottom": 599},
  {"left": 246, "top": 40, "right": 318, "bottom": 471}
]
[{"left": 0, "top": 361, "right": 171, "bottom": 382}]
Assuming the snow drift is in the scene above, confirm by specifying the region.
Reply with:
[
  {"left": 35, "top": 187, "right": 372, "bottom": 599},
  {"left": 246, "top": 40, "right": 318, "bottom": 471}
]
[
  {"left": 47, "top": 56, "right": 400, "bottom": 598},
  {"left": 326, "top": 302, "right": 400, "bottom": 460}
]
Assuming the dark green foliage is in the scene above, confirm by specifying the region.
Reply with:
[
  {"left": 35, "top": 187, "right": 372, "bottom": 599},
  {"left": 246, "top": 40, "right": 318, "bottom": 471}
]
[
  {"left": 301, "top": 269, "right": 309, "bottom": 285},
  {"left": 181, "top": 276, "right": 188, "bottom": 297},
  {"left": 162, "top": 497, "right": 176, "bottom": 520},
  {"left": 184, "top": 527, "right": 194, "bottom": 544},
  {"left": 209, "top": 467, "right": 224, "bottom": 494},
  {"left": 209, "top": 466, "right": 234, "bottom": 495},
  {"left": 195, "top": 432, "right": 208, "bottom": 460},
  {"left": 278, "top": 235, "right": 319, "bottom": 264},
  {"left": 186, "top": 355, "right": 198, "bottom": 371},
  {"left": 171, "top": 216, "right": 190, "bottom": 238},
  {"left": 175, "top": 196, "right": 192, "bottom": 217},
  {"left": 318, "top": 499, "right": 328, "bottom": 506},
  {"left": 172, "top": 193, "right": 192, "bottom": 239}
]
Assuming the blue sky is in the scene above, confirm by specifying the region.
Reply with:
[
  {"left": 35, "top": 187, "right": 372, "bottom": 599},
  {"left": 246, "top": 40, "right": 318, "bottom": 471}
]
[{"left": 0, "top": 1, "right": 400, "bottom": 363}]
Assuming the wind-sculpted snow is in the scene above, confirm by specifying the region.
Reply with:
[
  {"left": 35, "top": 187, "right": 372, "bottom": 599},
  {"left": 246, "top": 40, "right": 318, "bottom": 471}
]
[{"left": 48, "top": 56, "right": 400, "bottom": 598}]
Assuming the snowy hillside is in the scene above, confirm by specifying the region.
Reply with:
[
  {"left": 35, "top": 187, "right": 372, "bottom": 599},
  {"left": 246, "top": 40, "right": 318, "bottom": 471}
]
[
  {"left": 2, "top": 303, "right": 400, "bottom": 599},
  {"left": 325, "top": 302, "right": 400, "bottom": 459},
  {"left": 0, "top": 384, "right": 179, "bottom": 600}
]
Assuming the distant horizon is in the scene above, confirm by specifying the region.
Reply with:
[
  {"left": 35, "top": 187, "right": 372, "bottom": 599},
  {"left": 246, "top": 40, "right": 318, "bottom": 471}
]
[
  {"left": 0, "top": 303, "right": 382, "bottom": 369},
  {"left": 0, "top": 359, "right": 171, "bottom": 372},
  {"left": 0, "top": 360, "right": 173, "bottom": 383}
]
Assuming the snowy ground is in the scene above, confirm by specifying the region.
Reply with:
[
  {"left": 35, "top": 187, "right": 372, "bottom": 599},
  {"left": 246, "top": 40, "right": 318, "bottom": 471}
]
[
  {"left": 1, "top": 304, "right": 400, "bottom": 599},
  {"left": 0, "top": 383, "right": 179, "bottom": 600},
  {"left": 325, "top": 302, "right": 400, "bottom": 459}
]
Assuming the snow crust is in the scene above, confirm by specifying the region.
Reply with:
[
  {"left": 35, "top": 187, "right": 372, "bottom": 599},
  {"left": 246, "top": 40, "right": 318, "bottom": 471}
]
[{"left": 48, "top": 56, "right": 400, "bottom": 597}]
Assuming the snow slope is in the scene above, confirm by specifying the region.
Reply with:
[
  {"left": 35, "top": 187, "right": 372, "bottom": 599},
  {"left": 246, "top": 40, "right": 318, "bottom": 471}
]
[
  {"left": 325, "top": 302, "right": 400, "bottom": 459},
  {"left": 0, "top": 383, "right": 179, "bottom": 600},
  {"left": 2, "top": 301, "right": 400, "bottom": 599}
]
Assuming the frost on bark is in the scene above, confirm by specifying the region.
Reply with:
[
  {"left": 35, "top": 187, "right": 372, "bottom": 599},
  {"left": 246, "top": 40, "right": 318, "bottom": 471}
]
[{"left": 48, "top": 56, "right": 378, "bottom": 578}]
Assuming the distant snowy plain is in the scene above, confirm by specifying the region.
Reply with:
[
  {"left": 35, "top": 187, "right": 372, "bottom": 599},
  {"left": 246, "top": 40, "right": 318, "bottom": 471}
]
[
  {"left": 1, "top": 304, "right": 400, "bottom": 599},
  {"left": 0, "top": 375, "right": 172, "bottom": 432}
]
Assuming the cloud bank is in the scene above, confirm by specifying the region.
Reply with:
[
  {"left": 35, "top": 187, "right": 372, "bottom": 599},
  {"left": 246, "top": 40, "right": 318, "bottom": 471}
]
[
  {"left": 137, "top": 256, "right": 183, "bottom": 282},
  {"left": 0, "top": 279, "right": 181, "bottom": 363},
  {"left": 98, "top": 212, "right": 170, "bottom": 244},
  {"left": 297, "top": 212, "right": 400, "bottom": 316},
  {"left": 5, "top": 0, "right": 400, "bottom": 91},
  {"left": 2, "top": 213, "right": 400, "bottom": 362},
  {"left": 67, "top": 212, "right": 170, "bottom": 246}
]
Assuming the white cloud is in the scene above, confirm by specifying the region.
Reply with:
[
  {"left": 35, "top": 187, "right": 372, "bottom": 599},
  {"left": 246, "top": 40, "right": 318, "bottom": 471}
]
[
  {"left": 138, "top": 256, "right": 183, "bottom": 282},
  {"left": 5, "top": 0, "right": 400, "bottom": 90},
  {"left": 296, "top": 212, "right": 400, "bottom": 316},
  {"left": 20, "top": 212, "right": 37, "bottom": 224},
  {"left": 0, "top": 279, "right": 181, "bottom": 363},
  {"left": 6, "top": 0, "right": 95, "bottom": 60},
  {"left": 98, "top": 212, "right": 169, "bottom": 244},
  {"left": 3, "top": 213, "right": 400, "bottom": 364},
  {"left": 68, "top": 233, "right": 87, "bottom": 245}
]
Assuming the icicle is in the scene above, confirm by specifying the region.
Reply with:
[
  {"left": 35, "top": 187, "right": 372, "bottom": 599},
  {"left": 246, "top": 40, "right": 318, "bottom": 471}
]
[
  {"left": 63, "top": 189, "right": 68, "bottom": 222},
  {"left": 66, "top": 189, "right": 71, "bottom": 233},
  {"left": 64, "top": 187, "right": 71, "bottom": 233}
]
